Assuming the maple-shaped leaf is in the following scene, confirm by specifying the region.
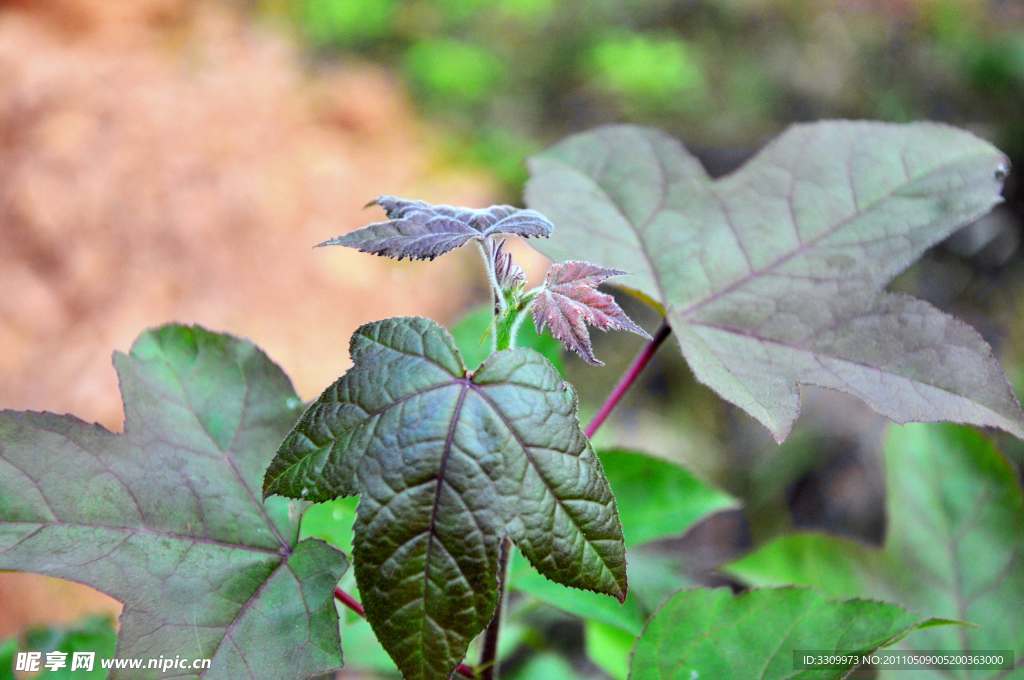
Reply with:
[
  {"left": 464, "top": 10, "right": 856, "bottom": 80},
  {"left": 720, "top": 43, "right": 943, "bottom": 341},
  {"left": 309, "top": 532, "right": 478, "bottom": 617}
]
[
  {"left": 318, "top": 196, "right": 553, "bottom": 261},
  {"left": 532, "top": 261, "right": 651, "bottom": 365},
  {"left": 526, "top": 123, "right": 1024, "bottom": 441},
  {"left": 263, "top": 317, "right": 626, "bottom": 680},
  {"left": 0, "top": 325, "right": 348, "bottom": 679},
  {"left": 725, "top": 424, "right": 1024, "bottom": 678}
]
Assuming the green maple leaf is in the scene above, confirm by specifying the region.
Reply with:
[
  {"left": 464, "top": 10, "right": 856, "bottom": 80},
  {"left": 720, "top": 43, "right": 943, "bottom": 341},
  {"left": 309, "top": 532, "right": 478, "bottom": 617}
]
[
  {"left": 0, "top": 326, "right": 348, "bottom": 679},
  {"left": 631, "top": 586, "right": 953, "bottom": 679},
  {"left": 725, "top": 423, "right": 1024, "bottom": 678},
  {"left": 526, "top": 122, "right": 1023, "bottom": 441},
  {"left": 264, "top": 316, "right": 626, "bottom": 680}
]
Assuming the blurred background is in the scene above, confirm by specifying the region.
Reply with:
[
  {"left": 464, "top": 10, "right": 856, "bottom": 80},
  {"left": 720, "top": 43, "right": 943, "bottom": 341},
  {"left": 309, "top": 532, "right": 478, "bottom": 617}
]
[{"left": 1, "top": 0, "right": 1022, "bottom": 677}]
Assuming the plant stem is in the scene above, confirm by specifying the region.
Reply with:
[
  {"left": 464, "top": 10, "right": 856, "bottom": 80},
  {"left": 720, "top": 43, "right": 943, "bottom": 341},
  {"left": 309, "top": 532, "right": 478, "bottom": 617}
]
[
  {"left": 333, "top": 586, "right": 365, "bottom": 616},
  {"left": 477, "top": 239, "right": 507, "bottom": 316},
  {"left": 333, "top": 587, "right": 476, "bottom": 678},
  {"left": 478, "top": 537, "right": 512, "bottom": 680},
  {"left": 585, "top": 319, "right": 672, "bottom": 439}
]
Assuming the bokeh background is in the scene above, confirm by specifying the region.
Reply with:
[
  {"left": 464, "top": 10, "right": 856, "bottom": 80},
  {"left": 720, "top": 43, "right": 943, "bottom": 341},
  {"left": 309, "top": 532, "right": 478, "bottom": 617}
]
[{"left": 1, "top": 0, "right": 1022, "bottom": 677}]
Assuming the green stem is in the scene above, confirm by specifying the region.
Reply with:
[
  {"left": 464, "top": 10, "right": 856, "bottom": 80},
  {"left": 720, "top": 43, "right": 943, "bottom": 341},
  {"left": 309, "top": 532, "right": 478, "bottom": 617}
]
[
  {"left": 494, "top": 307, "right": 517, "bottom": 351},
  {"left": 495, "top": 291, "right": 537, "bottom": 352}
]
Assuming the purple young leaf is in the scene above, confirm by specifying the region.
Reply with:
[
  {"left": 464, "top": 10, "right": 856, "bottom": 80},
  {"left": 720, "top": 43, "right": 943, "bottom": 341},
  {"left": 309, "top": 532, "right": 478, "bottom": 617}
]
[
  {"left": 493, "top": 239, "right": 526, "bottom": 289},
  {"left": 318, "top": 196, "right": 553, "bottom": 261},
  {"left": 533, "top": 261, "right": 651, "bottom": 365}
]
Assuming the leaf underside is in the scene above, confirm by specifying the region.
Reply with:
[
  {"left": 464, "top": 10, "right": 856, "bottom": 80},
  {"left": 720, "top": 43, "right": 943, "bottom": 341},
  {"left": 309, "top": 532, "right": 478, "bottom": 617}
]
[
  {"left": 0, "top": 325, "right": 348, "bottom": 680},
  {"left": 725, "top": 423, "right": 1024, "bottom": 678},
  {"left": 532, "top": 261, "right": 651, "bottom": 365},
  {"left": 526, "top": 122, "right": 1023, "bottom": 441},
  {"left": 264, "top": 317, "right": 626, "bottom": 680},
  {"left": 319, "top": 196, "right": 554, "bottom": 261},
  {"left": 631, "top": 586, "right": 948, "bottom": 680}
]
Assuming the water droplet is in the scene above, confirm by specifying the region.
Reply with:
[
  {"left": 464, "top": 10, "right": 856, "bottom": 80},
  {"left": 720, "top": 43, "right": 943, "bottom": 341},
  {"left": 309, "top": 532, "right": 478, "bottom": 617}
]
[
  {"left": 301, "top": 487, "right": 309, "bottom": 497},
  {"left": 286, "top": 397, "right": 302, "bottom": 410}
]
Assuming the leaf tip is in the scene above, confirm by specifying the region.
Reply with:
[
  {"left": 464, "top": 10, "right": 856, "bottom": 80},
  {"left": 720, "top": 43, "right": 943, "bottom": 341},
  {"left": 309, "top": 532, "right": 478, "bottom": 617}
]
[{"left": 314, "top": 236, "right": 343, "bottom": 249}]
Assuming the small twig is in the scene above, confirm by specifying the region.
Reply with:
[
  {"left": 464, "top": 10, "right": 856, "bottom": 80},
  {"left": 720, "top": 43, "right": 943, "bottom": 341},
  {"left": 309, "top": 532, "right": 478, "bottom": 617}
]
[
  {"left": 478, "top": 537, "right": 512, "bottom": 680},
  {"left": 334, "top": 587, "right": 477, "bottom": 678},
  {"left": 585, "top": 320, "right": 672, "bottom": 438}
]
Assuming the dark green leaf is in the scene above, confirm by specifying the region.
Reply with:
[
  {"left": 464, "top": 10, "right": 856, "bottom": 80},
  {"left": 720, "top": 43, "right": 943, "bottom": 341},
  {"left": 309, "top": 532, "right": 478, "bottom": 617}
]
[
  {"left": 526, "top": 123, "right": 1023, "bottom": 441},
  {"left": 263, "top": 316, "right": 468, "bottom": 502},
  {"left": 725, "top": 424, "right": 1024, "bottom": 677},
  {"left": 0, "top": 325, "right": 348, "bottom": 679},
  {"left": 268, "top": 317, "right": 625, "bottom": 679},
  {"left": 631, "top": 587, "right": 951, "bottom": 679}
]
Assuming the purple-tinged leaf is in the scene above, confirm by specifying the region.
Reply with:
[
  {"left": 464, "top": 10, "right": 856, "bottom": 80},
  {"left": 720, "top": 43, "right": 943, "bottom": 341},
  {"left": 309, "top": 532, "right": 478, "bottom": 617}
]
[
  {"left": 527, "top": 123, "right": 1024, "bottom": 440},
  {"left": 532, "top": 261, "right": 651, "bottom": 365},
  {"left": 0, "top": 325, "right": 348, "bottom": 679},
  {"left": 493, "top": 239, "right": 525, "bottom": 289},
  {"left": 318, "top": 196, "right": 553, "bottom": 261}
]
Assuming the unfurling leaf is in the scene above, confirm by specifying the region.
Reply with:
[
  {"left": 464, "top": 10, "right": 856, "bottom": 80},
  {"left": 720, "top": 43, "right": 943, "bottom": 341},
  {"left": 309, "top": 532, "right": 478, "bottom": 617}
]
[
  {"left": 725, "top": 424, "right": 1024, "bottom": 677},
  {"left": 526, "top": 123, "right": 1024, "bottom": 440},
  {"left": 631, "top": 586, "right": 953, "bottom": 680},
  {"left": 0, "top": 325, "right": 349, "bottom": 679},
  {"left": 318, "top": 195, "right": 553, "bottom": 261},
  {"left": 493, "top": 239, "right": 526, "bottom": 290},
  {"left": 532, "top": 261, "right": 650, "bottom": 365},
  {"left": 263, "top": 317, "right": 626, "bottom": 680}
]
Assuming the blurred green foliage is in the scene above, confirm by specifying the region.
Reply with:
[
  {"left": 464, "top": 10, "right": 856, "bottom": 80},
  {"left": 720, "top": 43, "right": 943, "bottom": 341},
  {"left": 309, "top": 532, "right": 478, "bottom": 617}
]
[
  {"left": 301, "top": 494, "right": 357, "bottom": 553},
  {"left": 0, "top": 638, "right": 14, "bottom": 680},
  {"left": 584, "top": 32, "right": 706, "bottom": 112},
  {"left": 1, "top": 616, "right": 116, "bottom": 680},
  {"left": 268, "top": 0, "right": 1024, "bottom": 197},
  {"left": 296, "top": 0, "right": 395, "bottom": 46},
  {"left": 404, "top": 39, "right": 504, "bottom": 105}
]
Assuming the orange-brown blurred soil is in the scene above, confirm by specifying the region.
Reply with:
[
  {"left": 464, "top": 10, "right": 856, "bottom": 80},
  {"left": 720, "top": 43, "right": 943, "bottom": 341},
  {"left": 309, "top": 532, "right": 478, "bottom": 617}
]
[{"left": 0, "top": 0, "right": 497, "bottom": 635}]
